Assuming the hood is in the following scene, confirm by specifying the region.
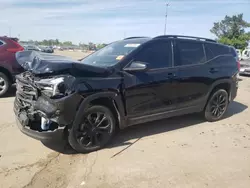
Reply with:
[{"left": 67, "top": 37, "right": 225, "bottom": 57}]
[{"left": 15, "top": 51, "right": 108, "bottom": 76}]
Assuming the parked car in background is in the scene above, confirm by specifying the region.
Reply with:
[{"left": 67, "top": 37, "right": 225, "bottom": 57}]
[
  {"left": 39, "top": 46, "right": 54, "bottom": 53},
  {"left": 236, "top": 49, "right": 242, "bottom": 60},
  {"left": 242, "top": 48, "right": 250, "bottom": 60},
  {"left": 239, "top": 59, "right": 250, "bottom": 76},
  {"left": 0, "top": 36, "right": 24, "bottom": 96},
  {"left": 24, "top": 45, "right": 42, "bottom": 52},
  {"left": 14, "top": 35, "right": 239, "bottom": 153}
]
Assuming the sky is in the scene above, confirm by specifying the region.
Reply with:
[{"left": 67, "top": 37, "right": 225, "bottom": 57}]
[{"left": 0, "top": 0, "right": 250, "bottom": 44}]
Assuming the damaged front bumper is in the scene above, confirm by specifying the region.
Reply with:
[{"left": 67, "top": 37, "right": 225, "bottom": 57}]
[
  {"left": 14, "top": 74, "right": 83, "bottom": 141},
  {"left": 14, "top": 108, "right": 65, "bottom": 141}
]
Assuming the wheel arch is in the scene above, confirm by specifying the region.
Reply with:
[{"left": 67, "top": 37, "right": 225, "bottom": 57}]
[
  {"left": 0, "top": 66, "right": 12, "bottom": 83},
  {"left": 72, "top": 92, "right": 126, "bottom": 130},
  {"left": 204, "top": 79, "right": 232, "bottom": 110},
  {"left": 208, "top": 79, "right": 232, "bottom": 97}
]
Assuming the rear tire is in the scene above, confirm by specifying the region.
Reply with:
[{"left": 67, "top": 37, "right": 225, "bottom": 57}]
[
  {"left": 204, "top": 89, "right": 229, "bottom": 122},
  {"left": 0, "top": 72, "right": 10, "bottom": 97},
  {"left": 68, "top": 105, "right": 116, "bottom": 153}
]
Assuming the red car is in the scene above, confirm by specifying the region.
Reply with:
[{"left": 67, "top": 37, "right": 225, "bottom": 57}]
[{"left": 0, "top": 36, "right": 24, "bottom": 96}]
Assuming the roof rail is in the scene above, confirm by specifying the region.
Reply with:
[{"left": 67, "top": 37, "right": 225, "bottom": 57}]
[
  {"left": 154, "top": 35, "right": 217, "bottom": 43},
  {"left": 123, "top": 36, "right": 149, "bottom": 40}
]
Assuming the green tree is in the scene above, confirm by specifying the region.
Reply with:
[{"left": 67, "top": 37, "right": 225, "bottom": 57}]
[
  {"left": 96, "top": 43, "right": 106, "bottom": 50},
  {"left": 55, "top": 39, "right": 59, "bottom": 45},
  {"left": 63, "top": 41, "right": 73, "bottom": 46},
  {"left": 88, "top": 42, "right": 96, "bottom": 50},
  {"left": 210, "top": 14, "right": 250, "bottom": 49}
]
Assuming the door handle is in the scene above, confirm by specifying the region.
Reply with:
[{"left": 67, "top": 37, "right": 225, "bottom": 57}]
[
  {"left": 167, "top": 72, "right": 177, "bottom": 78},
  {"left": 209, "top": 68, "right": 219, "bottom": 73}
]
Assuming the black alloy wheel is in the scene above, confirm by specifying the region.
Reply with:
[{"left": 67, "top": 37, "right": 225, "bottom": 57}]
[
  {"left": 68, "top": 105, "right": 116, "bottom": 153},
  {"left": 204, "top": 89, "right": 229, "bottom": 122}
]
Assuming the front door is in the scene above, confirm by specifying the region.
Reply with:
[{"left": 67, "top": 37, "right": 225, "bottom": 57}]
[{"left": 123, "top": 39, "right": 179, "bottom": 118}]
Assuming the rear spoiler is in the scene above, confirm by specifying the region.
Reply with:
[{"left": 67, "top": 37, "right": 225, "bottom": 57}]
[
  {"left": 1, "top": 36, "right": 19, "bottom": 42},
  {"left": 10, "top": 37, "right": 19, "bottom": 42}
]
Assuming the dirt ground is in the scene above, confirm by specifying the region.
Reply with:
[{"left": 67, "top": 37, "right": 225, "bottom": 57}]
[
  {"left": 54, "top": 50, "right": 92, "bottom": 60},
  {"left": 0, "top": 51, "right": 250, "bottom": 188}
]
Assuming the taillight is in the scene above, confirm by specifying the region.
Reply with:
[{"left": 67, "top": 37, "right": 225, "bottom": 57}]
[
  {"left": 6, "top": 38, "right": 24, "bottom": 53},
  {"left": 6, "top": 46, "right": 24, "bottom": 52},
  {"left": 237, "top": 60, "right": 240, "bottom": 71}
]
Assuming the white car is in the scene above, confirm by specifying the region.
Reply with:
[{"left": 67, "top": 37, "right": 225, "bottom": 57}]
[
  {"left": 239, "top": 60, "right": 250, "bottom": 76},
  {"left": 236, "top": 49, "right": 242, "bottom": 60},
  {"left": 242, "top": 49, "right": 250, "bottom": 60}
]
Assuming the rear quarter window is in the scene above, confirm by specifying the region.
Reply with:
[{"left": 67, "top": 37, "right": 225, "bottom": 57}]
[
  {"left": 229, "top": 47, "right": 237, "bottom": 57},
  {"left": 0, "top": 40, "right": 4, "bottom": 46},
  {"left": 205, "top": 43, "right": 231, "bottom": 61}
]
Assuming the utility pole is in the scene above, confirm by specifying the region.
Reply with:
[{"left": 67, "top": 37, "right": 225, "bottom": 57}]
[{"left": 164, "top": 2, "right": 170, "bottom": 35}]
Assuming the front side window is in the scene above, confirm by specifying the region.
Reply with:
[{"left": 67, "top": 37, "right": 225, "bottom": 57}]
[
  {"left": 81, "top": 39, "right": 149, "bottom": 67},
  {"left": 133, "top": 40, "right": 172, "bottom": 69},
  {"left": 175, "top": 40, "right": 206, "bottom": 66}
]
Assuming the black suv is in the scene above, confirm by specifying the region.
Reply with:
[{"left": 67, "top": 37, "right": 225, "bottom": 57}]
[{"left": 14, "top": 35, "right": 239, "bottom": 153}]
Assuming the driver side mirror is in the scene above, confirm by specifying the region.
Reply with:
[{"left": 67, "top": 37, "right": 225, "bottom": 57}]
[{"left": 123, "top": 61, "right": 148, "bottom": 72}]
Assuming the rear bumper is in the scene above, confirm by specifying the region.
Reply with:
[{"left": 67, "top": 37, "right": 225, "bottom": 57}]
[
  {"left": 230, "top": 75, "right": 238, "bottom": 102},
  {"left": 230, "top": 85, "right": 237, "bottom": 102}
]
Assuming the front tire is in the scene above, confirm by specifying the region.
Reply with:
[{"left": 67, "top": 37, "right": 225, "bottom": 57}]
[
  {"left": 68, "top": 105, "right": 116, "bottom": 153},
  {"left": 0, "top": 72, "right": 10, "bottom": 97},
  {"left": 204, "top": 89, "right": 229, "bottom": 122}
]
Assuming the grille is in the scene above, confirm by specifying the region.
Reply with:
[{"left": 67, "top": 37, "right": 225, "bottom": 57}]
[{"left": 16, "top": 76, "right": 38, "bottom": 107}]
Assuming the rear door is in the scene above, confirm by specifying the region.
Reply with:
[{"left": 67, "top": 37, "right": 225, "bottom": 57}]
[{"left": 174, "top": 39, "right": 210, "bottom": 109}]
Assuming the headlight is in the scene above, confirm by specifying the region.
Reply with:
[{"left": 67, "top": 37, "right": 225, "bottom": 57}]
[
  {"left": 36, "top": 75, "right": 76, "bottom": 97},
  {"left": 36, "top": 77, "right": 65, "bottom": 97}
]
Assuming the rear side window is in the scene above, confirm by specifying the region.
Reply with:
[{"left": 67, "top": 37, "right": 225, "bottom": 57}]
[
  {"left": 0, "top": 41, "right": 4, "bottom": 46},
  {"left": 175, "top": 40, "right": 205, "bottom": 66},
  {"left": 205, "top": 43, "right": 231, "bottom": 61}
]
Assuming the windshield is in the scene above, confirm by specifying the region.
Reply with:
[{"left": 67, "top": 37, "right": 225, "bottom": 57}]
[{"left": 80, "top": 38, "right": 149, "bottom": 67}]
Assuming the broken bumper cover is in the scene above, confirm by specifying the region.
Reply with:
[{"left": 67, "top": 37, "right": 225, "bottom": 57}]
[
  {"left": 15, "top": 113, "right": 65, "bottom": 141},
  {"left": 14, "top": 92, "right": 83, "bottom": 141},
  {"left": 14, "top": 98, "right": 65, "bottom": 141}
]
